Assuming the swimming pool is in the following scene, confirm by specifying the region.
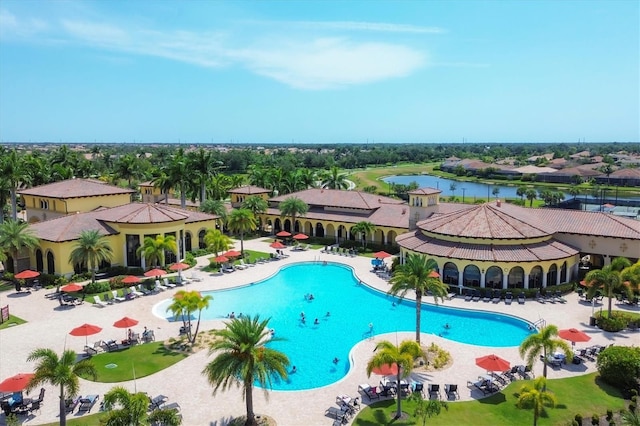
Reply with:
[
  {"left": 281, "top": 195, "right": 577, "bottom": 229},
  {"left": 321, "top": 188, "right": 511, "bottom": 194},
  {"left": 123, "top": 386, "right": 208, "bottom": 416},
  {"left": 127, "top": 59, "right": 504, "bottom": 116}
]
[{"left": 154, "top": 262, "right": 533, "bottom": 391}]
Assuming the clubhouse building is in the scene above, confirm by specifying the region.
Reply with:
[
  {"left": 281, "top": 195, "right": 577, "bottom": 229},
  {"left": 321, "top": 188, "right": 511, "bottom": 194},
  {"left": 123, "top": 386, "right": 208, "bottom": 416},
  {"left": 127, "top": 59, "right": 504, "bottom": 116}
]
[{"left": 10, "top": 179, "right": 640, "bottom": 291}]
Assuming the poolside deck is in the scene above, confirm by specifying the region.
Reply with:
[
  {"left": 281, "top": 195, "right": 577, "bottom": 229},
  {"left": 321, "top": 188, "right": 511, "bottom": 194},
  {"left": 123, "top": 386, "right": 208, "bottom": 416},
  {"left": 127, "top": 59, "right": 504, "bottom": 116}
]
[{"left": 0, "top": 238, "right": 637, "bottom": 425}]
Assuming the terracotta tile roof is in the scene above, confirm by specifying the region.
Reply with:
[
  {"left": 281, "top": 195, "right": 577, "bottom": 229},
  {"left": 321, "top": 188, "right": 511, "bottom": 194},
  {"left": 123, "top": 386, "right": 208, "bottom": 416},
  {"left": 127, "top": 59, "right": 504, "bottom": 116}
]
[
  {"left": 396, "top": 230, "right": 579, "bottom": 262},
  {"left": 229, "top": 185, "right": 271, "bottom": 195},
  {"left": 611, "top": 168, "right": 640, "bottom": 178},
  {"left": 266, "top": 203, "right": 410, "bottom": 228},
  {"left": 270, "top": 189, "right": 404, "bottom": 210},
  {"left": 416, "top": 202, "right": 552, "bottom": 239},
  {"left": 29, "top": 203, "right": 219, "bottom": 242},
  {"left": 532, "top": 207, "right": 640, "bottom": 239},
  {"left": 408, "top": 188, "right": 442, "bottom": 196},
  {"left": 30, "top": 213, "right": 119, "bottom": 242},
  {"left": 18, "top": 178, "right": 135, "bottom": 198}
]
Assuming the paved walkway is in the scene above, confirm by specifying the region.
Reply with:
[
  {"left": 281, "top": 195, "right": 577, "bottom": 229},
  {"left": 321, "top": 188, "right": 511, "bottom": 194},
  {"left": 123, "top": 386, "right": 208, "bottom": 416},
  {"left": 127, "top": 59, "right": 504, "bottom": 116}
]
[{"left": 0, "top": 238, "right": 638, "bottom": 425}]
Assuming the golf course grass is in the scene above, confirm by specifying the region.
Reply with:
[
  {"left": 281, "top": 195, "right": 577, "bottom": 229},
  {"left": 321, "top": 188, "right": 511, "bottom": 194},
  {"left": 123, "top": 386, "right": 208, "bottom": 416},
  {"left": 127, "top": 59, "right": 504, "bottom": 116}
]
[
  {"left": 79, "top": 342, "right": 187, "bottom": 383},
  {"left": 353, "top": 373, "right": 627, "bottom": 425}
]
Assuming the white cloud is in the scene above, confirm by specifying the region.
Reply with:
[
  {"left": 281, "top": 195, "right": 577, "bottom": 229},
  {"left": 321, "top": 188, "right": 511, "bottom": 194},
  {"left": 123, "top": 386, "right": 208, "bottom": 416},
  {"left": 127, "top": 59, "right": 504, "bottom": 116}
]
[
  {"left": 235, "top": 37, "right": 426, "bottom": 90},
  {"left": 293, "top": 20, "right": 445, "bottom": 34},
  {"left": 2, "top": 10, "right": 428, "bottom": 90},
  {"left": 0, "top": 8, "right": 48, "bottom": 38}
]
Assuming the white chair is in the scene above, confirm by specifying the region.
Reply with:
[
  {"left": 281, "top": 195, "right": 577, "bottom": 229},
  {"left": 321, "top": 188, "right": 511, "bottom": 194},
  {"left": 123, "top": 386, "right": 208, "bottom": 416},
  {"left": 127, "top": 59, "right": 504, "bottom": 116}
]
[
  {"left": 112, "top": 290, "right": 126, "bottom": 302},
  {"left": 236, "top": 260, "right": 249, "bottom": 270},
  {"left": 163, "top": 277, "right": 176, "bottom": 288},
  {"left": 93, "top": 295, "right": 108, "bottom": 308},
  {"left": 155, "top": 280, "right": 167, "bottom": 291},
  {"left": 129, "top": 286, "right": 143, "bottom": 297}
]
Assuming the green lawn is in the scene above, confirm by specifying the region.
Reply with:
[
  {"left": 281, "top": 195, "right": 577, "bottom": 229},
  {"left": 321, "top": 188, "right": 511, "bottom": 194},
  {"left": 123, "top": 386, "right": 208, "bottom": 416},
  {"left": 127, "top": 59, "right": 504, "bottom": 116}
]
[
  {"left": 353, "top": 373, "right": 626, "bottom": 426},
  {"left": 0, "top": 314, "right": 27, "bottom": 330},
  {"left": 41, "top": 415, "right": 102, "bottom": 426},
  {"left": 79, "top": 342, "right": 187, "bottom": 383}
]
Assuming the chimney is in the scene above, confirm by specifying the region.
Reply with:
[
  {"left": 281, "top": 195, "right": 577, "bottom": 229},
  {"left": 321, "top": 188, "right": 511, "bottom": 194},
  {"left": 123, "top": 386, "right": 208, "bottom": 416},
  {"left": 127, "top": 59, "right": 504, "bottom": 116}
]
[{"left": 496, "top": 199, "right": 501, "bottom": 207}]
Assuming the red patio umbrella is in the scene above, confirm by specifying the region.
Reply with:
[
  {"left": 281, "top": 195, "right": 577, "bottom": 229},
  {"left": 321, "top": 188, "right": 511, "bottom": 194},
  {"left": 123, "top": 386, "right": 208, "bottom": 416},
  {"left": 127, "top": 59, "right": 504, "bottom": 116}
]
[
  {"left": 213, "top": 255, "right": 229, "bottom": 263},
  {"left": 371, "top": 363, "right": 398, "bottom": 376},
  {"left": 270, "top": 241, "right": 286, "bottom": 249},
  {"left": 223, "top": 250, "right": 241, "bottom": 258},
  {"left": 61, "top": 283, "right": 83, "bottom": 293},
  {"left": 14, "top": 270, "right": 40, "bottom": 279},
  {"left": 0, "top": 373, "right": 35, "bottom": 392},
  {"left": 169, "top": 262, "right": 189, "bottom": 271},
  {"left": 292, "top": 233, "right": 309, "bottom": 240},
  {"left": 122, "top": 275, "right": 141, "bottom": 284},
  {"left": 428, "top": 271, "right": 440, "bottom": 278},
  {"left": 276, "top": 230, "right": 292, "bottom": 237},
  {"left": 144, "top": 268, "right": 167, "bottom": 278},
  {"left": 373, "top": 251, "right": 392, "bottom": 259},
  {"left": 475, "top": 354, "right": 510, "bottom": 372},
  {"left": 70, "top": 323, "right": 102, "bottom": 346},
  {"left": 558, "top": 328, "right": 591, "bottom": 346},
  {"left": 114, "top": 316, "right": 139, "bottom": 340}
]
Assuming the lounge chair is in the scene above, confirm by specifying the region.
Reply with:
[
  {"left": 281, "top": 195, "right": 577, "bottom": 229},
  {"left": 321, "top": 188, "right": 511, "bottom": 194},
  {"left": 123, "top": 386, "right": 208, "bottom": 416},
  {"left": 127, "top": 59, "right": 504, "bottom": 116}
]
[
  {"left": 221, "top": 263, "right": 236, "bottom": 273},
  {"left": 504, "top": 291, "right": 513, "bottom": 305},
  {"left": 137, "top": 284, "right": 151, "bottom": 296},
  {"left": 149, "top": 394, "right": 168, "bottom": 411},
  {"left": 502, "top": 366, "right": 519, "bottom": 382},
  {"left": 413, "top": 382, "right": 425, "bottom": 396},
  {"left": 492, "top": 290, "right": 501, "bottom": 303},
  {"left": 468, "top": 378, "right": 497, "bottom": 395},
  {"left": 84, "top": 344, "right": 98, "bottom": 356},
  {"left": 112, "top": 290, "right": 126, "bottom": 303},
  {"left": 464, "top": 289, "right": 472, "bottom": 302},
  {"left": 446, "top": 291, "right": 457, "bottom": 300},
  {"left": 64, "top": 396, "right": 81, "bottom": 413},
  {"left": 325, "top": 406, "right": 346, "bottom": 422},
  {"left": 129, "top": 286, "right": 144, "bottom": 297},
  {"left": 482, "top": 290, "right": 492, "bottom": 303},
  {"left": 102, "top": 340, "right": 118, "bottom": 352},
  {"left": 445, "top": 384, "right": 459, "bottom": 399},
  {"left": 428, "top": 384, "right": 441, "bottom": 399},
  {"left": 78, "top": 394, "right": 99, "bottom": 412},
  {"left": 517, "top": 365, "right": 533, "bottom": 379},
  {"left": 163, "top": 278, "right": 176, "bottom": 288},
  {"left": 554, "top": 291, "right": 567, "bottom": 303},
  {"left": 536, "top": 291, "right": 545, "bottom": 303},
  {"left": 472, "top": 289, "right": 481, "bottom": 302},
  {"left": 358, "top": 384, "right": 380, "bottom": 400},
  {"left": 236, "top": 260, "right": 249, "bottom": 270},
  {"left": 154, "top": 280, "right": 167, "bottom": 291},
  {"left": 93, "top": 295, "right": 108, "bottom": 308},
  {"left": 517, "top": 292, "right": 526, "bottom": 304}
]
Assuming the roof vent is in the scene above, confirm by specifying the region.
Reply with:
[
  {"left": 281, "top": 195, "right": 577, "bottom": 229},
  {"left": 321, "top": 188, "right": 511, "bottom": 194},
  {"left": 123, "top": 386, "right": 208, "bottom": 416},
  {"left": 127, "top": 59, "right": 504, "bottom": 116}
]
[{"left": 496, "top": 199, "right": 501, "bottom": 207}]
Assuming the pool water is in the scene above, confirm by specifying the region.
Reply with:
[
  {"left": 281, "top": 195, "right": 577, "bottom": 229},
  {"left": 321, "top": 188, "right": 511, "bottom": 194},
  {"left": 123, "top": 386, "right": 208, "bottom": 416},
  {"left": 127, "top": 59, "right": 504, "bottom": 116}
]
[{"left": 154, "top": 262, "right": 533, "bottom": 391}]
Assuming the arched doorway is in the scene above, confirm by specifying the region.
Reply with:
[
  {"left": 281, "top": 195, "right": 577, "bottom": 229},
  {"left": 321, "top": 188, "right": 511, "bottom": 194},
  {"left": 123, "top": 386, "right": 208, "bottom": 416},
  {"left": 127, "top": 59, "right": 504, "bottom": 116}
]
[
  {"left": 547, "top": 264, "right": 557, "bottom": 287},
  {"left": 315, "top": 223, "right": 325, "bottom": 238},
  {"left": 560, "top": 262, "right": 567, "bottom": 283},
  {"left": 387, "top": 230, "right": 397, "bottom": 245},
  {"left": 36, "top": 249, "right": 44, "bottom": 272},
  {"left": 185, "top": 232, "right": 193, "bottom": 252},
  {"left": 326, "top": 224, "right": 336, "bottom": 241},
  {"left": 529, "top": 266, "right": 543, "bottom": 288},
  {"left": 198, "top": 230, "right": 206, "bottom": 249}
]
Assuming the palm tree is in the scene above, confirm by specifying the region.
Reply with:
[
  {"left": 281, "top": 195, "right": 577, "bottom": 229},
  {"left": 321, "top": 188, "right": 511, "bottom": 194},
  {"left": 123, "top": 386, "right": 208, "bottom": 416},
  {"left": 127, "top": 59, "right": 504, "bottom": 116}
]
[
  {"left": 492, "top": 187, "right": 500, "bottom": 199},
  {"left": 151, "top": 170, "right": 173, "bottom": 205},
  {"left": 409, "top": 393, "right": 448, "bottom": 426},
  {"left": 227, "top": 209, "right": 256, "bottom": 256},
  {"left": 516, "top": 186, "right": 527, "bottom": 202},
  {"left": 115, "top": 154, "right": 141, "bottom": 187},
  {"left": 26, "top": 348, "right": 97, "bottom": 426},
  {"left": 202, "top": 315, "right": 289, "bottom": 426},
  {"left": 0, "top": 149, "right": 25, "bottom": 220},
  {"left": 519, "top": 325, "right": 572, "bottom": 386},
  {"left": 525, "top": 189, "right": 537, "bottom": 207},
  {"left": 351, "top": 221, "right": 376, "bottom": 249},
  {"left": 388, "top": 254, "right": 449, "bottom": 344},
  {"left": 200, "top": 199, "right": 228, "bottom": 231},
  {"left": 68, "top": 230, "right": 113, "bottom": 283},
  {"left": 366, "top": 340, "right": 423, "bottom": 420},
  {"left": 101, "top": 386, "right": 182, "bottom": 426},
  {"left": 620, "top": 261, "right": 640, "bottom": 294},
  {"left": 517, "top": 377, "right": 557, "bottom": 426},
  {"left": 242, "top": 196, "right": 268, "bottom": 231},
  {"left": 204, "top": 228, "right": 233, "bottom": 257},
  {"left": 166, "top": 290, "right": 213, "bottom": 344},
  {"left": 187, "top": 148, "right": 215, "bottom": 203},
  {"left": 166, "top": 149, "right": 189, "bottom": 209},
  {"left": 321, "top": 166, "right": 349, "bottom": 190},
  {"left": 278, "top": 197, "right": 308, "bottom": 233},
  {"left": 449, "top": 183, "right": 457, "bottom": 199},
  {"left": 584, "top": 256, "right": 632, "bottom": 317},
  {"left": 136, "top": 235, "right": 177, "bottom": 268},
  {"left": 0, "top": 220, "right": 39, "bottom": 274}
]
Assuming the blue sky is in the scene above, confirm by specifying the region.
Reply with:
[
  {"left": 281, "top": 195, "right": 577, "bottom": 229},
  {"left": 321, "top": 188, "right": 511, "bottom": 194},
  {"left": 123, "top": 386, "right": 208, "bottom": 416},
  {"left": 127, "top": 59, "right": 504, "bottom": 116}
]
[{"left": 0, "top": 0, "right": 638, "bottom": 144}]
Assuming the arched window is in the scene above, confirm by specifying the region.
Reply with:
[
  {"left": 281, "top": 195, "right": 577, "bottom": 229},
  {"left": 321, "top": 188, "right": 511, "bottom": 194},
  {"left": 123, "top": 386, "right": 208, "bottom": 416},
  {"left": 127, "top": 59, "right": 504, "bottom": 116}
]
[
  {"left": 529, "top": 266, "right": 543, "bottom": 288},
  {"left": 36, "top": 249, "right": 44, "bottom": 272},
  {"left": 185, "top": 232, "right": 193, "bottom": 252},
  {"left": 485, "top": 266, "right": 503, "bottom": 289},
  {"left": 560, "top": 262, "right": 567, "bottom": 283},
  {"left": 315, "top": 223, "right": 325, "bottom": 238},
  {"left": 46, "top": 252, "right": 55, "bottom": 274},
  {"left": 547, "top": 264, "right": 557, "bottom": 287},
  {"left": 508, "top": 266, "right": 525, "bottom": 288},
  {"left": 443, "top": 262, "right": 459, "bottom": 285},
  {"left": 198, "top": 230, "right": 206, "bottom": 249},
  {"left": 463, "top": 265, "right": 481, "bottom": 287}
]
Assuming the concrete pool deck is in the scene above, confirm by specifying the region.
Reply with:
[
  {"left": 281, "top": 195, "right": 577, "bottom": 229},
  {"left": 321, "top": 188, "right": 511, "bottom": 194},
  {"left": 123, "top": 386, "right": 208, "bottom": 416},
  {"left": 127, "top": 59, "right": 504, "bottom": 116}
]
[{"left": 0, "top": 238, "right": 638, "bottom": 425}]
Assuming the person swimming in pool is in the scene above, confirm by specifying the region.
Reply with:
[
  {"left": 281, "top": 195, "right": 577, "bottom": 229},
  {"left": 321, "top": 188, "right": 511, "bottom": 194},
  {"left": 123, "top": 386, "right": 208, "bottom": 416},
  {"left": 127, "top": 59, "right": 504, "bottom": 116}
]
[
  {"left": 314, "top": 318, "right": 319, "bottom": 325},
  {"left": 333, "top": 357, "right": 339, "bottom": 364}
]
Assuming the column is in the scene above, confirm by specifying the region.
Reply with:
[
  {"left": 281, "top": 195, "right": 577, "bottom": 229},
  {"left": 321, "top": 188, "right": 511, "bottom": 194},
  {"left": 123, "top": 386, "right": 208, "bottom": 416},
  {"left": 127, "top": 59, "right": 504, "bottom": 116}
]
[
  {"left": 542, "top": 271, "right": 547, "bottom": 288},
  {"left": 524, "top": 274, "right": 530, "bottom": 290},
  {"left": 480, "top": 273, "right": 486, "bottom": 288},
  {"left": 123, "top": 242, "right": 128, "bottom": 267},
  {"left": 502, "top": 274, "right": 508, "bottom": 289}
]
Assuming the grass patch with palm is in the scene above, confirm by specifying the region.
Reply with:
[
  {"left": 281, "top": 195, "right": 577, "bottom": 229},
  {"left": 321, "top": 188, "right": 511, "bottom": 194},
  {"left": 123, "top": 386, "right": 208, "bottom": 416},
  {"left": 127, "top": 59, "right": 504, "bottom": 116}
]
[
  {"left": 79, "top": 342, "right": 187, "bottom": 383},
  {"left": 353, "top": 373, "right": 626, "bottom": 425}
]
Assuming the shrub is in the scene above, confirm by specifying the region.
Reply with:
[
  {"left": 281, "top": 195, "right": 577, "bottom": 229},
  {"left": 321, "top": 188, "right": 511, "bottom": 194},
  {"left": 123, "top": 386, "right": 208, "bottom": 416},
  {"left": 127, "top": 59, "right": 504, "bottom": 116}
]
[
  {"left": 591, "top": 414, "right": 599, "bottom": 425},
  {"left": 84, "top": 281, "right": 110, "bottom": 294},
  {"left": 597, "top": 346, "right": 640, "bottom": 392},
  {"left": 606, "top": 409, "right": 613, "bottom": 421},
  {"left": 597, "top": 314, "right": 628, "bottom": 332},
  {"left": 575, "top": 413, "right": 583, "bottom": 424}
]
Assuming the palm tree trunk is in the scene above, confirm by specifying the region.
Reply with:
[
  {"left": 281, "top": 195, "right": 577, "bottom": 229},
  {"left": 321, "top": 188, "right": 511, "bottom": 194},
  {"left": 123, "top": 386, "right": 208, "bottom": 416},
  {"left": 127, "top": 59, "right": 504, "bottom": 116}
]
[
  {"left": 59, "top": 384, "right": 67, "bottom": 426},
  {"left": 191, "top": 311, "right": 202, "bottom": 344},
  {"left": 607, "top": 295, "right": 613, "bottom": 318},
  {"left": 201, "top": 182, "right": 207, "bottom": 204},
  {"left": 90, "top": 260, "right": 96, "bottom": 284},
  {"left": 10, "top": 187, "right": 17, "bottom": 221},
  {"left": 416, "top": 292, "right": 422, "bottom": 344},
  {"left": 395, "top": 368, "right": 402, "bottom": 419},
  {"left": 240, "top": 231, "right": 245, "bottom": 256},
  {"left": 245, "top": 381, "right": 256, "bottom": 426}
]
